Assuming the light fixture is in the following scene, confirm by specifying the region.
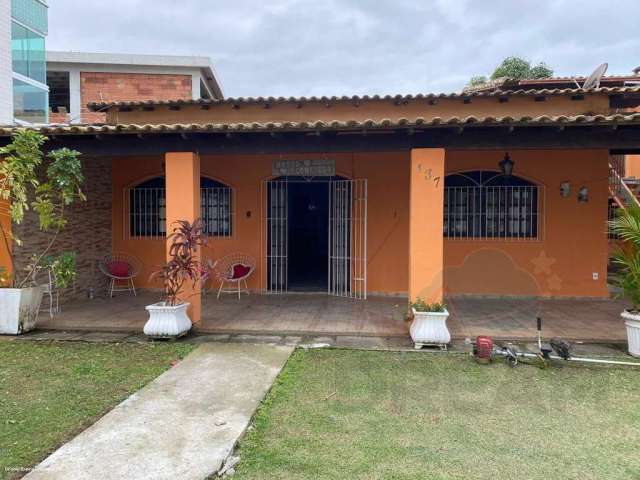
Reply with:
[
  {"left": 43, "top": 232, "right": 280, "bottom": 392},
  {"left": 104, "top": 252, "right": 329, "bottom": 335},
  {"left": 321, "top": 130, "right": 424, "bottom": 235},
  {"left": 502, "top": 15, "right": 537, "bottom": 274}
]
[
  {"left": 560, "top": 181, "right": 571, "bottom": 198},
  {"left": 499, "top": 153, "right": 514, "bottom": 176},
  {"left": 578, "top": 186, "right": 589, "bottom": 203}
]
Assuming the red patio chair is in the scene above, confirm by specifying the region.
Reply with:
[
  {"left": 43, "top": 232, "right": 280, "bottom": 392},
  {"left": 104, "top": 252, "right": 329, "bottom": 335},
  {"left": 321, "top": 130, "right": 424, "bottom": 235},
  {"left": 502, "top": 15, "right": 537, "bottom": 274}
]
[
  {"left": 212, "top": 253, "right": 255, "bottom": 300},
  {"left": 98, "top": 252, "right": 141, "bottom": 297}
]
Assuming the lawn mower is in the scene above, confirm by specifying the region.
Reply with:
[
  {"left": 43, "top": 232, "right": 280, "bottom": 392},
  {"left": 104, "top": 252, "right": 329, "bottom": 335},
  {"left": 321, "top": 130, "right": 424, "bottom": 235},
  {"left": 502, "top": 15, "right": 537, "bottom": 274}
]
[{"left": 473, "top": 317, "right": 640, "bottom": 368}]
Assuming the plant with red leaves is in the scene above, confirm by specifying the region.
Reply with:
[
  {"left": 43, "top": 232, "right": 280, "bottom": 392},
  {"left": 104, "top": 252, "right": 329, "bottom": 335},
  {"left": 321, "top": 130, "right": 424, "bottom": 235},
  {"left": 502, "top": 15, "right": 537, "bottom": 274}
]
[{"left": 151, "top": 219, "right": 209, "bottom": 306}]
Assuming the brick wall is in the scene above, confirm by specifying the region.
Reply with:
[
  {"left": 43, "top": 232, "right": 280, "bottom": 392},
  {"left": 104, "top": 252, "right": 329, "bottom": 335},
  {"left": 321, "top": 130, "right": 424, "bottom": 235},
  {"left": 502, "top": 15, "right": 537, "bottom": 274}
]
[
  {"left": 81, "top": 72, "right": 193, "bottom": 124},
  {"left": 13, "top": 157, "right": 112, "bottom": 301},
  {"left": 49, "top": 108, "right": 70, "bottom": 124}
]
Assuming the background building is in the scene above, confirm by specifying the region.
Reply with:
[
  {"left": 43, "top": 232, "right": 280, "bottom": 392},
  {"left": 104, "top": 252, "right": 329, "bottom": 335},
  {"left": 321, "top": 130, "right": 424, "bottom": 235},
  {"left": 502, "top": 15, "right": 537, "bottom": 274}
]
[
  {"left": 0, "top": 0, "right": 49, "bottom": 125},
  {"left": 46, "top": 51, "right": 223, "bottom": 124}
]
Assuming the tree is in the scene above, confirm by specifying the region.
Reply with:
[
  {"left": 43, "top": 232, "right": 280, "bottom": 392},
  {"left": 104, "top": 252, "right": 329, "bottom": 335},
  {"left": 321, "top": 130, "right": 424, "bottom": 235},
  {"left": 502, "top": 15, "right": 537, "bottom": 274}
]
[
  {"left": 468, "top": 75, "right": 488, "bottom": 87},
  {"left": 0, "top": 130, "right": 85, "bottom": 288},
  {"left": 468, "top": 56, "right": 554, "bottom": 87}
]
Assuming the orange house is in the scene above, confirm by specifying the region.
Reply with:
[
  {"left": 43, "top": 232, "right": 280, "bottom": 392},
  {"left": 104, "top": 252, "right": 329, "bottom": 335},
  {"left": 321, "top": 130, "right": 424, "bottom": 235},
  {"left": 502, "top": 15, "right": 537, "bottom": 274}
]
[{"left": 2, "top": 84, "right": 640, "bottom": 337}]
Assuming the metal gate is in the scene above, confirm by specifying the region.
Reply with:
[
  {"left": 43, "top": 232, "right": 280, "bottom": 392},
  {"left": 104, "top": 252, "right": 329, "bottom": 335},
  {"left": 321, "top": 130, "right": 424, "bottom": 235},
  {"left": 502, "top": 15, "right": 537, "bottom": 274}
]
[
  {"left": 262, "top": 178, "right": 367, "bottom": 297},
  {"left": 261, "top": 179, "right": 288, "bottom": 294},
  {"left": 328, "top": 179, "right": 367, "bottom": 299}
]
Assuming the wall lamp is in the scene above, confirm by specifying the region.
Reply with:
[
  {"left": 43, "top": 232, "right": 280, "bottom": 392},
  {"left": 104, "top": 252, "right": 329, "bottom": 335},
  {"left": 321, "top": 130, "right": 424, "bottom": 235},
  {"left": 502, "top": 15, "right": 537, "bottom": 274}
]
[{"left": 499, "top": 153, "right": 514, "bottom": 176}]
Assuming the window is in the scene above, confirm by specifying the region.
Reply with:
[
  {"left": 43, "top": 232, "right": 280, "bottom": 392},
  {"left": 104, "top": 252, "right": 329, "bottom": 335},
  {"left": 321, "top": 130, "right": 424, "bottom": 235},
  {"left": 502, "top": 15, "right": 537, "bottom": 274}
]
[
  {"left": 11, "top": 20, "right": 46, "bottom": 84},
  {"left": 127, "top": 177, "right": 233, "bottom": 238},
  {"left": 47, "top": 71, "right": 70, "bottom": 114},
  {"left": 13, "top": 78, "right": 47, "bottom": 124},
  {"left": 201, "top": 179, "right": 233, "bottom": 237},
  {"left": 12, "top": 0, "right": 48, "bottom": 36},
  {"left": 444, "top": 171, "right": 542, "bottom": 240}
]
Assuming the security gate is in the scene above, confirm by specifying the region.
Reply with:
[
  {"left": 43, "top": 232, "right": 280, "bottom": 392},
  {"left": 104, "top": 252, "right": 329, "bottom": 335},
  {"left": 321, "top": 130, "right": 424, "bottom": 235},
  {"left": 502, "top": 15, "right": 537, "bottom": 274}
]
[
  {"left": 262, "top": 179, "right": 288, "bottom": 294},
  {"left": 261, "top": 178, "right": 367, "bottom": 298},
  {"left": 328, "top": 179, "right": 367, "bottom": 299}
]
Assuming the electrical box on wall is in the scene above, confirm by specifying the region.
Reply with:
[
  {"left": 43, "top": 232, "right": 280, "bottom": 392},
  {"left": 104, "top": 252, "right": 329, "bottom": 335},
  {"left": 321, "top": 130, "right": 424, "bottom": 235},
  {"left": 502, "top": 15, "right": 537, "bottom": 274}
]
[{"left": 592, "top": 272, "right": 599, "bottom": 281}]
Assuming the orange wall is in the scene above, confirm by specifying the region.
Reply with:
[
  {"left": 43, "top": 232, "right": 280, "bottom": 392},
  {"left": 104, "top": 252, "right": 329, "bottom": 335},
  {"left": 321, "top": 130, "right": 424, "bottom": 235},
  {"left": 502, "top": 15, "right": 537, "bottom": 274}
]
[
  {"left": 112, "top": 151, "right": 411, "bottom": 294},
  {"left": 112, "top": 148, "right": 610, "bottom": 298},
  {"left": 625, "top": 154, "right": 640, "bottom": 178},
  {"left": 107, "top": 93, "right": 611, "bottom": 126},
  {"left": 443, "top": 149, "right": 610, "bottom": 298}
]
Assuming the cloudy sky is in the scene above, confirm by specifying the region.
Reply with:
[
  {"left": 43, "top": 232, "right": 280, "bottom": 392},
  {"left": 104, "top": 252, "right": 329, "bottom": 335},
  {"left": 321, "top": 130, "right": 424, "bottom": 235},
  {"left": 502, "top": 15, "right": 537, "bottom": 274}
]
[{"left": 48, "top": 0, "right": 640, "bottom": 98}]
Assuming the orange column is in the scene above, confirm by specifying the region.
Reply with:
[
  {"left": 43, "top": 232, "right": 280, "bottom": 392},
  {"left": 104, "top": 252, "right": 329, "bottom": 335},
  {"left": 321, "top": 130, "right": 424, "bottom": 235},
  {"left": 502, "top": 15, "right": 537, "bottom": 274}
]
[
  {"left": 0, "top": 198, "right": 12, "bottom": 285},
  {"left": 408, "top": 148, "right": 445, "bottom": 304},
  {"left": 165, "top": 152, "right": 201, "bottom": 322}
]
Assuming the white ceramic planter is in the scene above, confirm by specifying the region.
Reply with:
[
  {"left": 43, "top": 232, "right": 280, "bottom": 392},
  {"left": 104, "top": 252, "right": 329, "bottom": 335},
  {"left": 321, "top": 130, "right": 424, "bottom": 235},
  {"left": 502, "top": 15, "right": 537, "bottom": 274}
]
[
  {"left": 410, "top": 307, "right": 451, "bottom": 350},
  {"left": 621, "top": 310, "right": 640, "bottom": 357},
  {"left": 144, "top": 302, "right": 192, "bottom": 338},
  {"left": 0, "top": 286, "right": 44, "bottom": 335}
]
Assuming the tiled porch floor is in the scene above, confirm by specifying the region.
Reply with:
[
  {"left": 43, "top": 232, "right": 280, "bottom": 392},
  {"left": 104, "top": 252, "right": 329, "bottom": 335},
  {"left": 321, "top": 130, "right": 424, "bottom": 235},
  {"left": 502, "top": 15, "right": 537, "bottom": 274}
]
[
  {"left": 446, "top": 296, "right": 629, "bottom": 342},
  {"left": 37, "top": 291, "right": 409, "bottom": 337},
  {"left": 36, "top": 291, "right": 630, "bottom": 342}
]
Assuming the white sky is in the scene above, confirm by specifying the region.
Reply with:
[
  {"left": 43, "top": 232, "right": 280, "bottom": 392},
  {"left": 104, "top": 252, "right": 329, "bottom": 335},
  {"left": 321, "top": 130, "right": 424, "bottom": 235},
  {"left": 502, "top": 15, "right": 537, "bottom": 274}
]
[{"left": 48, "top": 0, "right": 640, "bottom": 98}]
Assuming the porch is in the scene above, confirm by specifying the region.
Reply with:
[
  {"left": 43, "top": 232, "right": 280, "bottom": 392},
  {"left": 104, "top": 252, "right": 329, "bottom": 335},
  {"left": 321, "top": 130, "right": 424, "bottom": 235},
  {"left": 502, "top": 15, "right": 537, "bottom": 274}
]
[{"left": 36, "top": 293, "right": 629, "bottom": 343}]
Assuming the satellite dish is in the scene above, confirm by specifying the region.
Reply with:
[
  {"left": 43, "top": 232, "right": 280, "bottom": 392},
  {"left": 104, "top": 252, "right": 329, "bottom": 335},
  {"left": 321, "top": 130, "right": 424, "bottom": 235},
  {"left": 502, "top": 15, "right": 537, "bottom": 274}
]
[{"left": 582, "top": 63, "right": 608, "bottom": 89}]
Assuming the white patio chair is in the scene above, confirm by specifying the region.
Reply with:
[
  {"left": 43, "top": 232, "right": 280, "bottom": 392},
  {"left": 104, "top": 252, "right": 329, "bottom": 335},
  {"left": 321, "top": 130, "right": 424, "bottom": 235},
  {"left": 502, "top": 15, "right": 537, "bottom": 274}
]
[
  {"left": 39, "top": 269, "right": 59, "bottom": 318},
  {"left": 212, "top": 253, "right": 255, "bottom": 300},
  {"left": 98, "top": 252, "right": 141, "bottom": 297}
]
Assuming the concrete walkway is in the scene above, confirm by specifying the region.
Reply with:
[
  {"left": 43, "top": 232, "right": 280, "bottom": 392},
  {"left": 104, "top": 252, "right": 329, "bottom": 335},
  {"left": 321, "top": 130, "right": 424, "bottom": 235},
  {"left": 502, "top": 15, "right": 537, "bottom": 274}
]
[{"left": 25, "top": 343, "right": 293, "bottom": 480}]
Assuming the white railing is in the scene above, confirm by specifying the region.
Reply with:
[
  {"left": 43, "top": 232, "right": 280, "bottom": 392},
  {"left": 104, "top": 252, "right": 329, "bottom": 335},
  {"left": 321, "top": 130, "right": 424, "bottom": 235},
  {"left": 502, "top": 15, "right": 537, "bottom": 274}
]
[
  {"left": 124, "top": 187, "right": 234, "bottom": 239},
  {"left": 444, "top": 185, "right": 545, "bottom": 241}
]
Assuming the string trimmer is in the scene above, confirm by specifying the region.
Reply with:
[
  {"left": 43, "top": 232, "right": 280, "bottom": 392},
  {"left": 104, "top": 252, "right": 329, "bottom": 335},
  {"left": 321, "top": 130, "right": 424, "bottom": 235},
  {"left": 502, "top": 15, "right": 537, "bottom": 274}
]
[{"left": 473, "top": 317, "right": 640, "bottom": 368}]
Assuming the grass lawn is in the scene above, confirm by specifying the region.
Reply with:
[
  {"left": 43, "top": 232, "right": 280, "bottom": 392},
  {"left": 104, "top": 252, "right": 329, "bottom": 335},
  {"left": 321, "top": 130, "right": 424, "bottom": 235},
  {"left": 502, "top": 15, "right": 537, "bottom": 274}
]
[
  {"left": 235, "top": 349, "right": 640, "bottom": 480},
  {"left": 0, "top": 340, "right": 194, "bottom": 479}
]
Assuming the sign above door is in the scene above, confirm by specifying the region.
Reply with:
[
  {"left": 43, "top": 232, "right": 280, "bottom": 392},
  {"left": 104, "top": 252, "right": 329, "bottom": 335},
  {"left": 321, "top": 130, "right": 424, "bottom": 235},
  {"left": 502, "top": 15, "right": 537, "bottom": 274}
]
[{"left": 272, "top": 159, "right": 335, "bottom": 177}]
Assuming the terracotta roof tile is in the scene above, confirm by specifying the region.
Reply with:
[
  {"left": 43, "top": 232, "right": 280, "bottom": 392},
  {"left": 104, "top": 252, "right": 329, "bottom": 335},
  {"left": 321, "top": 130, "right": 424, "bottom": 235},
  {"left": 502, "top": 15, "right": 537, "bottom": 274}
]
[
  {"left": 2, "top": 113, "right": 640, "bottom": 137},
  {"left": 86, "top": 86, "right": 640, "bottom": 111}
]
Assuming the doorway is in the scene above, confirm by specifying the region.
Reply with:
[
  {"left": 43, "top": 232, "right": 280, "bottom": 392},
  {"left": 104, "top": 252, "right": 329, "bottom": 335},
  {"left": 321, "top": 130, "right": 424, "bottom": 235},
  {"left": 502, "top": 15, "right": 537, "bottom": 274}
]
[
  {"left": 263, "top": 177, "right": 367, "bottom": 298},
  {"left": 287, "top": 181, "right": 329, "bottom": 291}
]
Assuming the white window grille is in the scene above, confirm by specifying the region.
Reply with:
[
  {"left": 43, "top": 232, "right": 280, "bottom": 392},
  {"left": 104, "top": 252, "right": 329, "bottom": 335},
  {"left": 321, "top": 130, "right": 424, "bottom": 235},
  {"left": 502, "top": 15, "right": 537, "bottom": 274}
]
[
  {"left": 444, "top": 171, "right": 544, "bottom": 241},
  {"left": 124, "top": 178, "right": 234, "bottom": 239},
  {"left": 127, "top": 187, "right": 166, "bottom": 238},
  {"left": 201, "top": 187, "right": 234, "bottom": 237}
]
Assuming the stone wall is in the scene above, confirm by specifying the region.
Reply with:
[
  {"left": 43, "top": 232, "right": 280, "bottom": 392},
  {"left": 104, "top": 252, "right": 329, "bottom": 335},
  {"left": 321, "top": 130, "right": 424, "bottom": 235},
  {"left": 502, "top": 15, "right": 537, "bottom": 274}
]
[{"left": 13, "top": 156, "right": 112, "bottom": 301}]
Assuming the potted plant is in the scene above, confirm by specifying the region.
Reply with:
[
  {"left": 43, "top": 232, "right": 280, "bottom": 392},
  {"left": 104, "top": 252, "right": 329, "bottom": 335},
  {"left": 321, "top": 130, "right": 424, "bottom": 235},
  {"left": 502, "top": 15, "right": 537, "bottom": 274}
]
[
  {"left": 145, "top": 219, "right": 208, "bottom": 338},
  {"left": 0, "top": 130, "right": 84, "bottom": 334},
  {"left": 409, "top": 298, "right": 450, "bottom": 349},
  {"left": 609, "top": 206, "right": 640, "bottom": 357}
]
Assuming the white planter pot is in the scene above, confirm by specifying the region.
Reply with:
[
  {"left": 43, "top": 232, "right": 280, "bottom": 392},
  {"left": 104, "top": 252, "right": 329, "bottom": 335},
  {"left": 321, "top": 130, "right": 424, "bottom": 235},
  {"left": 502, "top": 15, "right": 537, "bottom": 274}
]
[
  {"left": 144, "top": 302, "right": 192, "bottom": 338},
  {"left": 410, "top": 307, "right": 451, "bottom": 350},
  {"left": 0, "top": 286, "right": 44, "bottom": 335},
  {"left": 621, "top": 310, "right": 640, "bottom": 358}
]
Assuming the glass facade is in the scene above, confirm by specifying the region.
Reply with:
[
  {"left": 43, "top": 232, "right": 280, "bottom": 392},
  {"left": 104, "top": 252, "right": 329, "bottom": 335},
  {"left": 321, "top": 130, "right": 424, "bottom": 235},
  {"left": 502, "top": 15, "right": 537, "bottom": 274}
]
[
  {"left": 11, "top": 21, "right": 46, "bottom": 84},
  {"left": 11, "top": 0, "right": 48, "bottom": 124},
  {"left": 13, "top": 78, "right": 47, "bottom": 123},
  {"left": 11, "top": 0, "right": 48, "bottom": 35}
]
